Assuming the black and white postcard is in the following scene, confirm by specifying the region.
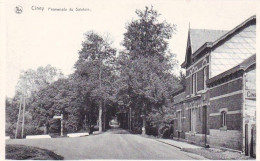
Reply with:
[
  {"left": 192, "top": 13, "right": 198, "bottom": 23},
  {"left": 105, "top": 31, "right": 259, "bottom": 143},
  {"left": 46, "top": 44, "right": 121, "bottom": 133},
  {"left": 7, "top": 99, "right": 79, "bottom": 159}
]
[{"left": 0, "top": 0, "right": 258, "bottom": 160}]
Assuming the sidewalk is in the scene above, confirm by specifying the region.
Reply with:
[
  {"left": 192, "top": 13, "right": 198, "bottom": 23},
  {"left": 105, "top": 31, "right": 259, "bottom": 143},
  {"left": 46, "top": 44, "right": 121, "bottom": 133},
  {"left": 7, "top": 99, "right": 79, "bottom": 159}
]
[
  {"left": 156, "top": 138, "right": 202, "bottom": 149},
  {"left": 155, "top": 138, "right": 253, "bottom": 160}
]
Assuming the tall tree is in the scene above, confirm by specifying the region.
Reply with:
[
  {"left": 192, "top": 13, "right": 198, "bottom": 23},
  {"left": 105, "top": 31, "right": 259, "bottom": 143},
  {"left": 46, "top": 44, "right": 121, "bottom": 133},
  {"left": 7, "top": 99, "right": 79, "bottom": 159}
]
[
  {"left": 75, "top": 31, "right": 116, "bottom": 132},
  {"left": 123, "top": 6, "right": 175, "bottom": 59},
  {"left": 117, "top": 6, "right": 179, "bottom": 134},
  {"left": 15, "top": 64, "right": 64, "bottom": 98},
  {"left": 6, "top": 65, "right": 64, "bottom": 138},
  {"left": 29, "top": 76, "right": 88, "bottom": 133}
]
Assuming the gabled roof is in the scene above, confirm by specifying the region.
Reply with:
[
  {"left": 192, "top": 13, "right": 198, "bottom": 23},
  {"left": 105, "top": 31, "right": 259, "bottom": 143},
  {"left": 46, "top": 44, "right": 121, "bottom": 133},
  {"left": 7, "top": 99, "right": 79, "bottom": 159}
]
[
  {"left": 181, "top": 29, "right": 227, "bottom": 68},
  {"left": 210, "top": 15, "right": 256, "bottom": 50},
  {"left": 189, "top": 29, "right": 228, "bottom": 54},
  {"left": 207, "top": 54, "right": 256, "bottom": 85},
  {"left": 181, "top": 15, "right": 256, "bottom": 68}
]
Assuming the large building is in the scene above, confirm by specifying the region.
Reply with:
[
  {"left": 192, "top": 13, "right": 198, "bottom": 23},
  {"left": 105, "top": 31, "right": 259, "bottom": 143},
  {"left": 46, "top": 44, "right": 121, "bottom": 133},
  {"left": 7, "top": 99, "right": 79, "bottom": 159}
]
[{"left": 172, "top": 16, "right": 256, "bottom": 156}]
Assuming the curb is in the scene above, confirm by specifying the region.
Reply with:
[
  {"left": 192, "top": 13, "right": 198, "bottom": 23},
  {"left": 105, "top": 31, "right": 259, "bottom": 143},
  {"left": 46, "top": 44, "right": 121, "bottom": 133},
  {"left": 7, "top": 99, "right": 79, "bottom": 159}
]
[
  {"left": 155, "top": 139, "right": 182, "bottom": 149},
  {"left": 155, "top": 140, "right": 206, "bottom": 160}
]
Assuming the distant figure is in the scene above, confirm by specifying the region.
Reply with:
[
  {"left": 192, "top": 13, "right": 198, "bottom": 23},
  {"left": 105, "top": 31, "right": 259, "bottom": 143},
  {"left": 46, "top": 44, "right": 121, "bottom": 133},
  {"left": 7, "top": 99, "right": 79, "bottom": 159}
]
[
  {"left": 109, "top": 117, "right": 120, "bottom": 128},
  {"left": 43, "top": 124, "right": 48, "bottom": 134}
]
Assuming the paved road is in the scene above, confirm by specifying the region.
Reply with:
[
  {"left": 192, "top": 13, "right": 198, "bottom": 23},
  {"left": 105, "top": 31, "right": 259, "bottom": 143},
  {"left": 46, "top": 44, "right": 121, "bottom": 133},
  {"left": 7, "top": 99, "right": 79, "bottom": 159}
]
[{"left": 6, "top": 129, "right": 202, "bottom": 160}]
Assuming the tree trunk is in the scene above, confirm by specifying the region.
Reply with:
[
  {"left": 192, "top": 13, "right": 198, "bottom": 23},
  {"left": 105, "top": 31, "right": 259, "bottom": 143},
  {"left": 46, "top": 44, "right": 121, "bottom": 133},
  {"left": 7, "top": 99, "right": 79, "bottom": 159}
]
[
  {"left": 142, "top": 101, "right": 146, "bottom": 135},
  {"left": 98, "top": 66, "right": 102, "bottom": 132},
  {"left": 98, "top": 104, "right": 102, "bottom": 132},
  {"left": 21, "top": 96, "right": 26, "bottom": 138},
  {"left": 129, "top": 107, "right": 132, "bottom": 131},
  {"left": 103, "top": 111, "right": 106, "bottom": 130},
  {"left": 142, "top": 116, "right": 146, "bottom": 135}
]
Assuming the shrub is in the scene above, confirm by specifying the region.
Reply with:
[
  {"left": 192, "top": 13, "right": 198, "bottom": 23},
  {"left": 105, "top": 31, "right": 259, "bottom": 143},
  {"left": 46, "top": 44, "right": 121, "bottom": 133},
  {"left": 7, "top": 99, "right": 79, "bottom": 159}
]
[
  {"left": 5, "top": 122, "right": 16, "bottom": 138},
  {"left": 146, "top": 125, "right": 158, "bottom": 136},
  {"left": 48, "top": 119, "right": 60, "bottom": 133},
  {"left": 157, "top": 124, "right": 173, "bottom": 138},
  {"left": 24, "top": 124, "right": 43, "bottom": 136}
]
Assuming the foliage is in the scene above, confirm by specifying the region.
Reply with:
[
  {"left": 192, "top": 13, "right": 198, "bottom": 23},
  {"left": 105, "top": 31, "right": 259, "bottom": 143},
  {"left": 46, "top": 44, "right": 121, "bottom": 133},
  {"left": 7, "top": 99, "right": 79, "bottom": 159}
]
[
  {"left": 29, "top": 76, "right": 86, "bottom": 133},
  {"left": 5, "top": 122, "right": 16, "bottom": 138},
  {"left": 15, "top": 64, "right": 64, "bottom": 97},
  {"left": 179, "top": 70, "right": 186, "bottom": 88},
  {"left": 74, "top": 31, "right": 117, "bottom": 132},
  {"left": 116, "top": 6, "right": 180, "bottom": 133},
  {"left": 5, "top": 65, "right": 64, "bottom": 137},
  {"left": 6, "top": 6, "right": 183, "bottom": 137},
  {"left": 123, "top": 6, "right": 176, "bottom": 59}
]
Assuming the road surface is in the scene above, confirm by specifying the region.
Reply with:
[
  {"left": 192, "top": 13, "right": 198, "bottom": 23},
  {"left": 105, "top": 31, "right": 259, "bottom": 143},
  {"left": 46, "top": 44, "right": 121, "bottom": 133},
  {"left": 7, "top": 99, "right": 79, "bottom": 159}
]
[{"left": 6, "top": 129, "right": 203, "bottom": 160}]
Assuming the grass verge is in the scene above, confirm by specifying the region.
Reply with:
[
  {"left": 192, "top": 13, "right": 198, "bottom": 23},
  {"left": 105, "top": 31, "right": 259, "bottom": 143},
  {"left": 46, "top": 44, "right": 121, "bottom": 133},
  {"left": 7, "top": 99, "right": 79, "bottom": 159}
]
[{"left": 6, "top": 144, "right": 64, "bottom": 160}]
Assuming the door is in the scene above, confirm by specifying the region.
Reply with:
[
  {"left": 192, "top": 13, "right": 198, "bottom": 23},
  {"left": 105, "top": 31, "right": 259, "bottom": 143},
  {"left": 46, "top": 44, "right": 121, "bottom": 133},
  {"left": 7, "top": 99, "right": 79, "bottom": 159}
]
[
  {"left": 245, "top": 124, "right": 248, "bottom": 155},
  {"left": 250, "top": 124, "right": 256, "bottom": 158}
]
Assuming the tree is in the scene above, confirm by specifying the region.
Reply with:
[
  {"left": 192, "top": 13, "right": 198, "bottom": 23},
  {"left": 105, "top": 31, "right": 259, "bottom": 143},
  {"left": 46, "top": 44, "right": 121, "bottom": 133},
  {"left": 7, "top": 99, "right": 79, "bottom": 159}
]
[
  {"left": 123, "top": 6, "right": 176, "bottom": 59},
  {"left": 5, "top": 97, "right": 17, "bottom": 138},
  {"left": 117, "top": 6, "right": 180, "bottom": 134},
  {"left": 15, "top": 64, "right": 64, "bottom": 98},
  {"left": 75, "top": 31, "right": 116, "bottom": 132},
  {"left": 29, "top": 76, "right": 87, "bottom": 133},
  {"left": 179, "top": 70, "right": 186, "bottom": 88},
  {"left": 6, "top": 65, "right": 64, "bottom": 138}
]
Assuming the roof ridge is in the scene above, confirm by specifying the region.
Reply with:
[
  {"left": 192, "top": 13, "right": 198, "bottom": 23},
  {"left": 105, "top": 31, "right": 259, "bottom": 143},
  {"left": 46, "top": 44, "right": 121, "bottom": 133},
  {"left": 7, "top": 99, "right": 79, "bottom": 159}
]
[
  {"left": 182, "top": 15, "right": 256, "bottom": 68},
  {"left": 211, "top": 15, "right": 256, "bottom": 47},
  {"left": 190, "top": 28, "right": 228, "bottom": 31}
]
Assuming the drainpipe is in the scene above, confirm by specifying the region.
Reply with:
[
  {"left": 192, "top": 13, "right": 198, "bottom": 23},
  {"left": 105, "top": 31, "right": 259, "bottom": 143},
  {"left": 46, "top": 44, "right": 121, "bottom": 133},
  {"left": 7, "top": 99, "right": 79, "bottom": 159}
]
[
  {"left": 204, "top": 105, "right": 208, "bottom": 148},
  {"left": 242, "top": 72, "right": 246, "bottom": 154}
]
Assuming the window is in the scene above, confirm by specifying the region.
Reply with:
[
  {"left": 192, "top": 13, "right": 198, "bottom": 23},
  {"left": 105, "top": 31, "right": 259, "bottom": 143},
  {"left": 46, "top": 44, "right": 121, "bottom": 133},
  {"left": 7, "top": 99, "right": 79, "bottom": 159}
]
[
  {"left": 191, "top": 73, "right": 197, "bottom": 94},
  {"left": 177, "top": 111, "right": 182, "bottom": 130},
  {"left": 190, "top": 108, "right": 196, "bottom": 132},
  {"left": 203, "top": 66, "right": 207, "bottom": 90},
  {"left": 221, "top": 111, "right": 227, "bottom": 127}
]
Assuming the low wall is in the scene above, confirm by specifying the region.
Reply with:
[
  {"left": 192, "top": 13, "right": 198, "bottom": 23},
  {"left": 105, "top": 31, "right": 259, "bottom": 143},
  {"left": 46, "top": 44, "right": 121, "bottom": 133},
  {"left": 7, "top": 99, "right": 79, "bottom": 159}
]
[
  {"left": 208, "top": 129, "right": 242, "bottom": 151},
  {"left": 185, "top": 132, "right": 205, "bottom": 146},
  {"left": 26, "top": 135, "right": 51, "bottom": 139}
]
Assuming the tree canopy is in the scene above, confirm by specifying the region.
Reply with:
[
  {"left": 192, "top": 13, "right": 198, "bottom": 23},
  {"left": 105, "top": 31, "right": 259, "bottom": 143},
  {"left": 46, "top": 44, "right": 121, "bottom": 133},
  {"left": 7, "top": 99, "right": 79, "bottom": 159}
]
[
  {"left": 6, "top": 6, "right": 183, "bottom": 137},
  {"left": 116, "top": 6, "right": 180, "bottom": 133},
  {"left": 75, "top": 31, "right": 117, "bottom": 132}
]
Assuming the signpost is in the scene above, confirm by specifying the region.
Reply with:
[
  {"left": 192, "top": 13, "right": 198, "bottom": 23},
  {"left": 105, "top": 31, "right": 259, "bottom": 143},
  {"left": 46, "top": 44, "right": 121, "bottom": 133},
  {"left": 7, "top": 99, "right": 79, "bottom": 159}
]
[
  {"left": 53, "top": 114, "right": 63, "bottom": 136},
  {"left": 53, "top": 116, "right": 62, "bottom": 119}
]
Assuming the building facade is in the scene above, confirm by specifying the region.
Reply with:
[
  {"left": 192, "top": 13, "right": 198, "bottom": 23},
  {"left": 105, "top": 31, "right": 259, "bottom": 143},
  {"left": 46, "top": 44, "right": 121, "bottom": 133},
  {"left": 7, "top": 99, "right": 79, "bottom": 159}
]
[{"left": 172, "top": 16, "right": 256, "bottom": 156}]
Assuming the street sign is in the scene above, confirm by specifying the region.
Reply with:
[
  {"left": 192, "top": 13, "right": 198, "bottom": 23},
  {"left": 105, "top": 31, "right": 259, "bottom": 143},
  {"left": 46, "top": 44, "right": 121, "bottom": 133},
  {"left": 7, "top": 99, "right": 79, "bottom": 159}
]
[
  {"left": 53, "top": 114, "right": 64, "bottom": 136},
  {"left": 245, "top": 89, "right": 256, "bottom": 100},
  {"left": 53, "top": 116, "right": 62, "bottom": 119}
]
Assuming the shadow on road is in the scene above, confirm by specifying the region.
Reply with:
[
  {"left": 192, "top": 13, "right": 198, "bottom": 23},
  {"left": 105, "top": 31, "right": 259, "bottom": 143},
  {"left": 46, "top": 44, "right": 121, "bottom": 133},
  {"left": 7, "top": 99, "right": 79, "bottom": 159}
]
[{"left": 104, "top": 128, "right": 130, "bottom": 134}]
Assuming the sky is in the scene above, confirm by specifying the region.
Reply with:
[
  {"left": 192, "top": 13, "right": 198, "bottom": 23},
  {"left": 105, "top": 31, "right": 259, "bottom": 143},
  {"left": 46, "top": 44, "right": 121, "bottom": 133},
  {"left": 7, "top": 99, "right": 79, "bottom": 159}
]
[{"left": 4, "top": 0, "right": 258, "bottom": 98}]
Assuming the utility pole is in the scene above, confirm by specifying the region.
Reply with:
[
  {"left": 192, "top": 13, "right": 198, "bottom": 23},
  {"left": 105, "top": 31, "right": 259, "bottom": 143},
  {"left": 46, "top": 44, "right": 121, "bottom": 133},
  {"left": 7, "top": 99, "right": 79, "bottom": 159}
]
[
  {"left": 15, "top": 97, "right": 22, "bottom": 139},
  {"left": 21, "top": 96, "right": 26, "bottom": 138}
]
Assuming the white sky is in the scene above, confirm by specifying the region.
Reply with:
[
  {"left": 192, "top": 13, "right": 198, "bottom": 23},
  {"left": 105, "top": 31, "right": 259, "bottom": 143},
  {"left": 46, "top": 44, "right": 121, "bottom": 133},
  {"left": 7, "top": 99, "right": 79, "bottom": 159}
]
[{"left": 4, "top": 0, "right": 257, "bottom": 98}]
